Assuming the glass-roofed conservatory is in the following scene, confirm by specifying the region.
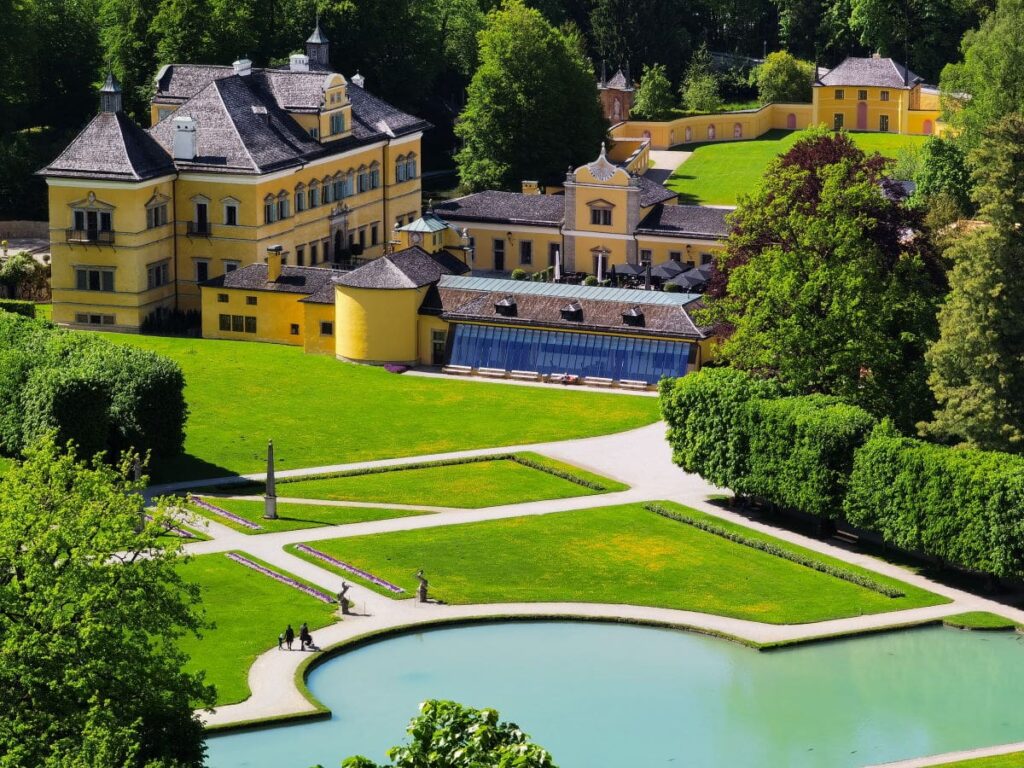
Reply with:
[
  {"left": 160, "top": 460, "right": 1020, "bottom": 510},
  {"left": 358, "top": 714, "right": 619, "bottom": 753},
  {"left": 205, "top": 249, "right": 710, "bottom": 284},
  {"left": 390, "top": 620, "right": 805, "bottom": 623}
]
[{"left": 448, "top": 323, "right": 695, "bottom": 383}]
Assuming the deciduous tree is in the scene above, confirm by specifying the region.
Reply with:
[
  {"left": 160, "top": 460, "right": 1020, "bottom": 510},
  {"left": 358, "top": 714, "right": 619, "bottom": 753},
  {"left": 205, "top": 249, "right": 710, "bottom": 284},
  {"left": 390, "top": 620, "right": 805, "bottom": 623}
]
[
  {"left": 703, "top": 127, "right": 947, "bottom": 429},
  {"left": 755, "top": 50, "right": 813, "bottom": 104},
  {"left": 455, "top": 0, "right": 606, "bottom": 191},
  {"left": 632, "top": 63, "right": 675, "bottom": 120},
  {"left": 921, "top": 114, "right": 1024, "bottom": 452},
  {"left": 680, "top": 44, "right": 722, "bottom": 113},
  {"left": 0, "top": 438, "right": 213, "bottom": 767}
]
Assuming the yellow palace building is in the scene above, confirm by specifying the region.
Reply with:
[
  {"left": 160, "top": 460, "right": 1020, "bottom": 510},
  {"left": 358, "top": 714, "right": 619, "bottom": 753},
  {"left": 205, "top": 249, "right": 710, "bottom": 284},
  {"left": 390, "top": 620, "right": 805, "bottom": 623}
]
[{"left": 39, "top": 25, "right": 429, "bottom": 332}]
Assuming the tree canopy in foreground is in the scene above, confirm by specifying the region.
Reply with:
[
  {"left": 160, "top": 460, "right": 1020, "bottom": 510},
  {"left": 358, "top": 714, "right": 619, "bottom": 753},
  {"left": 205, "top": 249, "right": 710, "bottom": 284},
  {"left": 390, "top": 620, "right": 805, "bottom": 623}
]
[
  {"left": 338, "top": 699, "right": 556, "bottom": 768},
  {"left": 703, "top": 127, "right": 947, "bottom": 430},
  {"left": 0, "top": 439, "right": 212, "bottom": 768}
]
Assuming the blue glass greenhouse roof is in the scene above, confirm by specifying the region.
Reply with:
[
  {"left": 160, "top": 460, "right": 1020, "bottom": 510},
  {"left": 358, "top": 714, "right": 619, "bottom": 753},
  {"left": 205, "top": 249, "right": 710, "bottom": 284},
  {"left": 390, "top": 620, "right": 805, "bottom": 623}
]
[{"left": 438, "top": 275, "right": 701, "bottom": 306}]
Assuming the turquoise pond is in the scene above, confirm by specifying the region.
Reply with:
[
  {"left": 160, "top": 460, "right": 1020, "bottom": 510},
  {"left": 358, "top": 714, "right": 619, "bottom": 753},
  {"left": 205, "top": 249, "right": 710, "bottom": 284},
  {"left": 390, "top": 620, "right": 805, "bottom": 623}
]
[{"left": 205, "top": 621, "right": 1024, "bottom": 768}]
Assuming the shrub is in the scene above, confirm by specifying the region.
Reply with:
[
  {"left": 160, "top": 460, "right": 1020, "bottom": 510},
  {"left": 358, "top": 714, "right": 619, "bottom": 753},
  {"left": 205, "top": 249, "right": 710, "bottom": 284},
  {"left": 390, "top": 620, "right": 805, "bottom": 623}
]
[
  {"left": 663, "top": 282, "right": 682, "bottom": 293},
  {"left": 745, "top": 395, "right": 876, "bottom": 519},
  {"left": 510, "top": 268, "right": 528, "bottom": 280},
  {"left": 0, "top": 299, "right": 36, "bottom": 318},
  {"left": 845, "top": 423, "right": 1024, "bottom": 578},
  {"left": 659, "top": 367, "right": 780, "bottom": 491},
  {"left": 20, "top": 364, "right": 111, "bottom": 459},
  {"left": 0, "top": 348, "right": 33, "bottom": 453},
  {"left": 582, "top": 275, "right": 599, "bottom": 286}
]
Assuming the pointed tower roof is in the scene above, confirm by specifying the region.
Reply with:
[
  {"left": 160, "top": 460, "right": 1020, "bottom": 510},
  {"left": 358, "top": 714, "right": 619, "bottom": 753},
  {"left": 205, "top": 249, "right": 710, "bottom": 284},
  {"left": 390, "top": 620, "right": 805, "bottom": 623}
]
[
  {"left": 100, "top": 71, "right": 121, "bottom": 94},
  {"left": 306, "top": 21, "right": 329, "bottom": 44}
]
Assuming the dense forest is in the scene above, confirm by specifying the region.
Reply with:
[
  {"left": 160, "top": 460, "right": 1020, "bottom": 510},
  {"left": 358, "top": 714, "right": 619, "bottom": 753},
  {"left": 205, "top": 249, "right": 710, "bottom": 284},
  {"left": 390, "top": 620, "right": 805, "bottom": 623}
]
[{"left": 0, "top": 0, "right": 997, "bottom": 218}]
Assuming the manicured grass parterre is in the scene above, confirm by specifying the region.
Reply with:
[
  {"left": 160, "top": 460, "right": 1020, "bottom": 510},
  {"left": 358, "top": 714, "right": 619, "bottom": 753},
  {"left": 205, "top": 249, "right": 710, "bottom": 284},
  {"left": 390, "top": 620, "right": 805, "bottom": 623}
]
[
  {"left": 289, "top": 501, "right": 945, "bottom": 624},
  {"left": 178, "top": 553, "right": 337, "bottom": 706},
  {"left": 99, "top": 334, "right": 659, "bottom": 483},
  {"left": 942, "top": 612, "right": 1022, "bottom": 631},
  {"left": 188, "top": 497, "right": 431, "bottom": 534},
  {"left": 666, "top": 129, "right": 927, "bottom": 205},
  {"left": 215, "top": 452, "right": 625, "bottom": 509},
  {"left": 940, "top": 753, "right": 1024, "bottom": 767}
]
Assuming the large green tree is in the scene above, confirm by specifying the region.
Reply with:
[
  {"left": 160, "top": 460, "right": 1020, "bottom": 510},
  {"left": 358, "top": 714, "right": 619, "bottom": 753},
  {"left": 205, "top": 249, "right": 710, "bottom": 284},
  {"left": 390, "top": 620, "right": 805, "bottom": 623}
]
[
  {"left": 912, "top": 134, "right": 973, "bottom": 216},
  {"left": 680, "top": 43, "right": 722, "bottom": 113},
  {"left": 589, "top": 0, "right": 694, "bottom": 85},
  {"left": 0, "top": 439, "right": 213, "bottom": 767},
  {"left": 940, "top": 0, "right": 1024, "bottom": 150},
  {"left": 339, "top": 700, "right": 557, "bottom": 768},
  {"left": 631, "top": 63, "right": 675, "bottom": 120},
  {"left": 703, "top": 127, "right": 947, "bottom": 429},
  {"left": 755, "top": 50, "right": 813, "bottom": 104},
  {"left": 455, "top": 0, "right": 606, "bottom": 191},
  {"left": 921, "top": 114, "right": 1024, "bottom": 452}
]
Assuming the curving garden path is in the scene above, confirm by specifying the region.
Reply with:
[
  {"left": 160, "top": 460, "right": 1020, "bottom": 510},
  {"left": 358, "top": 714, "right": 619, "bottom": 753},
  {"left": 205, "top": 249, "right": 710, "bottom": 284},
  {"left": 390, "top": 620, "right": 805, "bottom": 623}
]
[{"left": 167, "top": 422, "right": 1024, "bottom": 766}]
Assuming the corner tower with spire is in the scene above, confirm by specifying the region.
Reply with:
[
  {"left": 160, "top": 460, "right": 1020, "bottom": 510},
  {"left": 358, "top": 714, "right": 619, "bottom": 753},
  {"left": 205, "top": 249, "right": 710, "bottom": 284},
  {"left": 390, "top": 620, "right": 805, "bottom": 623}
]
[{"left": 305, "top": 20, "right": 330, "bottom": 69}]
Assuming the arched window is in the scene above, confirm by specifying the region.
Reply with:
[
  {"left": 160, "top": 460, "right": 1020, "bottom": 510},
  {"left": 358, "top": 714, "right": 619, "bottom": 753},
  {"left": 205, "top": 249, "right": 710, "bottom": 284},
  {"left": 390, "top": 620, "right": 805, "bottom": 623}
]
[
  {"left": 332, "top": 173, "right": 344, "bottom": 200},
  {"left": 404, "top": 152, "right": 417, "bottom": 181},
  {"left": 357, "top": 164, "right": 369, "bottom": 193},
  {"left": 707, "top": 124, "right": 716, "bottom": 140},
  {"left": 321, "top": 176, "right": 333, "bottom": 204},
  {"left": 369, "top": 161, "right": 381, "bottom": 189},
  {"left": 295, "top": 183, "right": 306, "bottom": 212},
  {"left": 395, "top": 154, "right": 406, "bottom": 183},
  {"left": 263, "top": 194, "right": 277, "bottom": 224},
  {"left": 308, "top": 180, "right": 320, "bottom": 208},
  {"left": 346, "top": 169, "right": 356, "bottom": 197},
  {"left": 733, "top": 123, "right": 742, "bottom": 138},
  {"left": 684, "top": 126, "right": 692, "bottom": 143},
  {"left": 276, "top": 191, "right": 289, "bottom": 220}
]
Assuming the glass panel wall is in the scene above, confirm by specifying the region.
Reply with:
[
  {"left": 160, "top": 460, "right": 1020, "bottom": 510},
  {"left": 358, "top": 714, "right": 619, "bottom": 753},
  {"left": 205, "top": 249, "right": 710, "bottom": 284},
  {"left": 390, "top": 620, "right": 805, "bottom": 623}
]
[{"left": 448, "top": 324, "right": 692, "bottom": 383}]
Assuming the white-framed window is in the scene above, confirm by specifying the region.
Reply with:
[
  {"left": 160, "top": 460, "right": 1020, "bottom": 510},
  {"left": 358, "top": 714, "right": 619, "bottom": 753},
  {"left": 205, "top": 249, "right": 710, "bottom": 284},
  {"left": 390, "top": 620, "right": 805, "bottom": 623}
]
[
  {"left": 295, "top": 184, "right": 306, "bottom": 212},
  {"left": 146, "top": 260, "right": 170, "bottom": 289},
  {"left": 404, "top": 153, "right": 417, "bottom": 180},
  {"left": 396, "top": 154, "right": 406, "bottom": 183},
  {"left": 263, "top": 195, "right": 276, "bottom": 224},
  {"left": 146, "top": 202, "right": 168, "bottom": 229},
  {"left": 590, "top": 208, "right": 612, "bottom": 226},
  {"left": 333, "top": 176, "right": 345, "bottom": 200},
  {"left": 330, "top": 113, "right": 344, "bottom": 134},
  {"left": 369, "top": 162, "right": 380, "bottom": 189},
  {"left": 75, "top": 266, "right": 114, "bottom": 292},
  {"left": 223, "top": 201, "right": 239, "bottom": 226},
  {"left": 308, "top": 182, "right": 320, "bottom": 208},
  {"left": 277, "top": 192, "right": 290, "bottom": 220},
  {"left": 224, "top": 260, "right": 240, "bottom": 273},
  {"left": 357, "top": 166, "right": 369, "bottom": 193},
  {"left": 195, "top": 259, "right": 210, "bottom": 283},
  {"left": 72, "top": 209, "right": 113, "bottom": 238},
  {"left": 219, "top": 314, "right": 257, "bottom": 334}
]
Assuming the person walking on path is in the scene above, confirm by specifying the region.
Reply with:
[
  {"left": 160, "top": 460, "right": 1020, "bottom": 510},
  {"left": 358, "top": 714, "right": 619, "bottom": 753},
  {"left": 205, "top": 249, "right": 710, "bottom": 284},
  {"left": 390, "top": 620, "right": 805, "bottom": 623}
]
[
  {"left": 278, "top": 632, "right": 284, "bottom": 650},
  {"left": 299, "top": 622, "right": 310, "bottom": 650},
  {"left": 285, "top": 624, "right": 295, "bottom": 650}
]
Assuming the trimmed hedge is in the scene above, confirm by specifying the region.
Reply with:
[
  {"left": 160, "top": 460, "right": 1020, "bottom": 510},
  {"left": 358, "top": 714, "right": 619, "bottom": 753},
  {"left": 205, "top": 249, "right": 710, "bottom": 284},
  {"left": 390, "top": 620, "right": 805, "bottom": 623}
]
[
  {"left": 746, "top": 395, "right": 876, "bottom": 519},
  {"left": 844, "top": 424, "right": 1024, "bottom": 579},
  {"left": 644, "top": 503, "right": 904, "bottom": 597},
  {"left": 0, "top": 299, "right": 36, "bottom": 318},
  {"left": 0, "top": 312, "right": 187, "bottom": 461},
  {"left": 659, "top": 368, "right": 780, "bottom": 492}
]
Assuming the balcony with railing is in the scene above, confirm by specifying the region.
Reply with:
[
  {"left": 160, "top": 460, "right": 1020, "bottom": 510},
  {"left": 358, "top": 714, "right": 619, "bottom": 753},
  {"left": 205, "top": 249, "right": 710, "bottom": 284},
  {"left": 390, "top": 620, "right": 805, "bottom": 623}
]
[
  {"left": 66, "top": 228, "right": 115, "bottom": 245},
  {"left": 187, "top": 220, "right": 212, "bottom": 236}
]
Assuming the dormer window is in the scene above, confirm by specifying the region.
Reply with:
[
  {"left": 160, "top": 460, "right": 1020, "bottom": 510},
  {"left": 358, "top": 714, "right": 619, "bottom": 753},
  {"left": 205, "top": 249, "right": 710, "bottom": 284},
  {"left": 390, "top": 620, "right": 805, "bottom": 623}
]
[
  {"left": 495, "top": 295, "right": 517, "bottom": 317},
  {"left": 330, "top": 113, "right": 344, "bottom": 135},
  {"left": 560, "top": 301, "right": 583, "bottom": 321},
  {"left": 622, "top": 306, "right": 645, "bottom": 327}
]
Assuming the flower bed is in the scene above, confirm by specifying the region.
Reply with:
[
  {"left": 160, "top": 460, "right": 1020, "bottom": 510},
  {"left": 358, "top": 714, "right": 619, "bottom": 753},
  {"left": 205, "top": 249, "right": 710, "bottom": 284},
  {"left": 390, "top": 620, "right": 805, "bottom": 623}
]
[
  {"left": 191, "top": 496, "right": 262, "bottom": 531},
  {"left": 294, "top": 544, "right": 405, "bottom": 594},
  {"left": 225, "top": 552, "right": 335, "bottom": 604},
  {"left": 145, "top": 513, "right": 196, "bottom": 539}
]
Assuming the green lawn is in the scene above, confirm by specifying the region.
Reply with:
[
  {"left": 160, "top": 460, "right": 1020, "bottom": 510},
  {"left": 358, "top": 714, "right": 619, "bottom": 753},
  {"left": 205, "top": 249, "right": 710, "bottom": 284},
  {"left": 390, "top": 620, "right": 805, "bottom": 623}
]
[
  {"left": 289, "top": 501, "right": 944, "bottom": 624},
  {"left": 666, "top": 129, "right": 928, "bottom": 205},
  {"left": 178, "top": 553, "right": 337, "bottom": 706},
  {"left": 188, "top": 497, "right": 432, "bottom": 534},
  {"left": 943, "top": 611, "right": 1022, "bottom": 631},
  {"left": 98, "top": 335, "right": 659, "bottom": 482},
  {"left": 217, "top": 453, "right": 625, "bottom": 509},
  {"left": 941, "top": 754, "right": 1024, "bottom": 767}
]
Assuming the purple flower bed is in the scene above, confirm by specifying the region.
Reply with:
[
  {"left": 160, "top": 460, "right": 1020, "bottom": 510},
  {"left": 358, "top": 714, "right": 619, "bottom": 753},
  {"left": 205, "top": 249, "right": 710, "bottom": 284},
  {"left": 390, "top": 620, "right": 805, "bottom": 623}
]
[
  {"left": 225, "top": 552, "right": 335, "bottom": 604},
  {"left": 190, "top": 496, "right": 262, "bottom": 531},
  {"left": 383, "top": 363, "right": 408, "bottom": 374},
  {"left": 295, "top": 544, "right": 405, "bottom": 594},
  {"left": 145, "top": 513, "right": 196, "bottom": 539}
]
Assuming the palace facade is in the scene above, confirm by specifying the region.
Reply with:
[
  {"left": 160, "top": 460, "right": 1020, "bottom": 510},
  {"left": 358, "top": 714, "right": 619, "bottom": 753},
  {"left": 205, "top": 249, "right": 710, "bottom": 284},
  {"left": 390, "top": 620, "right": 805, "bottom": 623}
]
[{"left": 40, "top": 25, "right": 429, "bottom": 332}]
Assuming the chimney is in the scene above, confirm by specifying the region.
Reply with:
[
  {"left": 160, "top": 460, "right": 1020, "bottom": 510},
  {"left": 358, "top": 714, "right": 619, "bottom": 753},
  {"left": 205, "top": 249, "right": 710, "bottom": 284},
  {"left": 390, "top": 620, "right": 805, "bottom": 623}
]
[
  {"left": 99, "top": 71, "right": 122, "bottom": 113},
  {"left": 266, "top": 245, "right": 283, "bottom": 282},
  {"left": 521, "top": 180, "right": 540, "bottom": 195},
  {"left": 872, "top": 51, "right": 881, "bottom": 59},
  {"left": 350, "top": 71, "right": 365, "bottom": 89},
  {"left": 289, "top": 53, "right": 309, "bottom": 72},
  {"left": 171, "top": 115, "right": 197, "bottom": 161},
  {"left": 233, "top": 58, "right": 252, "bottom": 76}
]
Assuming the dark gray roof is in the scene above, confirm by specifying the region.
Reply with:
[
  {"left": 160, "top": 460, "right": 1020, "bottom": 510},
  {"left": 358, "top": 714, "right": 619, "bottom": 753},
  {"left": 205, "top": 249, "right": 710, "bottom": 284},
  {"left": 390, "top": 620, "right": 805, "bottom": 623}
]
[
  {"left": 438, "top": 287, "right": 707, "bottom": 340},
  {"left": 306, "top": 23, "right": 328, "bottom": 44},
  {"left": 636, "top": 205, "right": 731, "bottom": 239},
  {"left": 635, "top": 174, "right": 678, "bottom": 207},
  {"left": 333, "top": 247, "right": 463, "bottom": 289},
  {"left": 346, "top": 83, "right": 432, "bottom": 139},
  {"left": 149, "top": 76, "right": 326, "bottom": 174},
  {"left": 602, "top": 70, "right": 632, "bottom": 91},
  {"left": 40, "top": 112, "right": 175, "bottom": 181},
  {"left": 203, "top": 263, "right": 336, "bottom": 296},
  {"left": 819, "top": 57, "right": 922, "bottom": 89},
  {"left": 434, "top": 191, "right": 565, "bottom": 227}
]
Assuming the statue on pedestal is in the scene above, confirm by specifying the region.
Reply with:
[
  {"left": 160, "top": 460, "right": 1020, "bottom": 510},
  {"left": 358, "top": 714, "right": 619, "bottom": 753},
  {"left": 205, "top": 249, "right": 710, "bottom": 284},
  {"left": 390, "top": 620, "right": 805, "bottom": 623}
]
[
  {"left": 415, "top": 569, "right": 429, "bottom": 603},
  {"left": 338, "top": 581, "right": 351, "bottom": 615}
]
